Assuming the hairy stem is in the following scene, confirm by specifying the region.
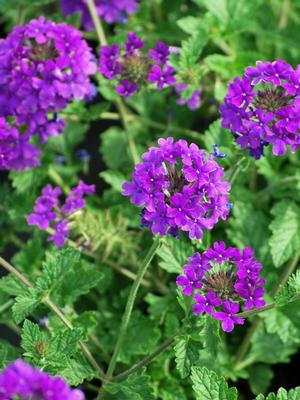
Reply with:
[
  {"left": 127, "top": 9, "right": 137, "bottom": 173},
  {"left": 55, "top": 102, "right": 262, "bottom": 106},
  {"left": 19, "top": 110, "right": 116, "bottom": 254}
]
[
  {"left": 112, "top": 332, "right": 180, "bottom": 382},
  {"left": 86, "top": 0, "right": 107, "bottom": 46},
  {"left": 0, "top": 255, "right": 108, "bottom": 381},
  {"left": 105, "top": 236, "right": 161, "bottom": 378},
  {"left": 234, "top": 251, "right": 300, "bottom": 366}
]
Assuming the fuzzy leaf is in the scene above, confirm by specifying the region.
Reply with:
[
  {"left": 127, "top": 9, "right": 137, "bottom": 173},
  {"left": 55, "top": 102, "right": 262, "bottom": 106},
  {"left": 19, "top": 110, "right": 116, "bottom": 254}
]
[
  {"left": 104, "top": 369, "right": 154, "bottom": 400},
  {"left": 275, "top": 270, "right": 300, "bottom": 307},
  {"left": 255, "top": 387, "right": 300, "bottom": 400},
  {"left": 157, "top": 237, "right": 194, "bottom": 274},
  {"left": 191, "top": 366, "right": 238, "bottom": 400},
  {"left": 174, "top": 335, "right": 201, "bottom": 378},
  {"left": 269, "top": 201, "right": 300, "bottom": 267},
  {"left": 12, "top": 288, "right": 42, "bottom": 324}
]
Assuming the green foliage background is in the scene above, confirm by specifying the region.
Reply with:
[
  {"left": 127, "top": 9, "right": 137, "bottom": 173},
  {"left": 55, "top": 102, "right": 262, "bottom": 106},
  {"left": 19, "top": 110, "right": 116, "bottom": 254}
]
[{"left": 0, "top": 0, "right": 300, "bottom": 399}]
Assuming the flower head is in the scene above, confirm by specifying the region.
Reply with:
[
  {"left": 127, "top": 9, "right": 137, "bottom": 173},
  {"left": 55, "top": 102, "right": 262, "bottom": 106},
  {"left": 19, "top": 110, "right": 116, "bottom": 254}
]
[
  {"left": 60, "top": 0, "right": 138, "bottom": 30},
  {"left": 176, "top": 242, "right": 265, "bottom": 332},
  {"left": 99, "top": 32, "right": 175, "bottom": 97},
  {"left": 122, "top": 138, "right": 231, "bottom": 239},
  {"left": 220, "top": 60, "right": 300, "bottom": 158},
  {"left": 0, "top": 359, "right": 84, "bottom": 399},
  {"left": 0, "top": 17, "right": 96, "bottom": 169},
  {"left": 27, "top": 180, "right": 95, "bottom": 247}
]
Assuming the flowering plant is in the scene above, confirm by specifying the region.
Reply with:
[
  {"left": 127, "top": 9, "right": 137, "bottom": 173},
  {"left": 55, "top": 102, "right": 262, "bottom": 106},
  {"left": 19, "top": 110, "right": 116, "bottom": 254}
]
[{"left": 0, "top": 1, "right": 300, "bottom": 400}]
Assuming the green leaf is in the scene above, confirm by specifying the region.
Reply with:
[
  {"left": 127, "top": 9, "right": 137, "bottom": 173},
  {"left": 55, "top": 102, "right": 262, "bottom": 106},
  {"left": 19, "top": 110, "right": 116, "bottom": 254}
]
[
  {"left": 196, "top": 0, "right": 229, "bottom": 25},
  {"left": 263, "top": 308, "right": 299, "bottom": 344},
  {"left": 177, "top": 16, "right": 204, "bottom": 35},
  {"left": 275, "top": 270, "right": 300, "bottom": 307},
  {"left": 12, "top": 235, "right": 44, "bottom": 274},
  {"left": 100, "top": 170, "right": 127, "bottom": 192},
  {"left": 104, "top": 369, "right": 154, "bottom": 400},
  {"left": 48, "top": 328, "right": 84, "bottom": 358},
  {"left": 0, "top": 341, "right": 21, "bottom": 370},
  {"left": 180, "top": 30, "right": 209, "bottom": 68},
  {"left": 269, "top": 201, "right": 300, "bottom": 267},
  {"left": 157, "top": 237, "right": 194, "bottom": 274},
  {"left": 100, "top": 127, "right": 131, "bottom": 170},
  {"left": 21, "top": 320, "right": 48, "bottom": 360},
  {"left": 174, "top": 335, "right": 201, "bottom": 379},
  {"left": 191, "top": 366, "right": 238, "bottom": 400},
  {"left": 119, "top": 311, "right": 161, "bottom": 364},
  {"left": 249, "top": 326, "right": 297, "bottom": 364},
  {"left": 255, "top": 387, "right": 300, "bottom": 400},
  {"left": 13, "top": 287, "right": 42, "bottom": 324},
  {"left": 0, "top": 275, "right": 27, "bottom": 296},
  {"left": 9, "top": 168, "right": 45, "bottom": 194},
  {"left": 248, "top": 364, "right": 274, "bottom": 396}
]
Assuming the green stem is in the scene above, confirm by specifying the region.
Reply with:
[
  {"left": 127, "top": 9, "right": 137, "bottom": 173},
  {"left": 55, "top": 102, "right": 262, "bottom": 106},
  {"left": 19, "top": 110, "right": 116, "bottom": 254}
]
[
  {"left": 112, "top": 332, "right": 180, "bottom": 382},
  {"left": 86, "top": 0, "right": 139, "bottom": 165},
  {"left": 47, "top": 167, "right": 70, "bottom": 194},
  {"left": 86, "top": 0, "right": 108, "bottom": 46},
  {"left": 0, "top": 256, "right": 108, "bottom": 381},
  {"left": 234, "top": 251, "right": 300, "bottom": 366},
  {"left": 105, "top": 236, "right": 161, "bottom": 378},
  {"left": 0, "top": 298, "right": 14, "bottom": 314}
]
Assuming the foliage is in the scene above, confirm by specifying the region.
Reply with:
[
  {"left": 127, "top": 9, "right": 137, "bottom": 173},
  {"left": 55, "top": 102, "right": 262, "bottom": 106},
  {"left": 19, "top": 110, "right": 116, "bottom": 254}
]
[{"left": 0, "top": 0, "right": 300, "bottom": 399}]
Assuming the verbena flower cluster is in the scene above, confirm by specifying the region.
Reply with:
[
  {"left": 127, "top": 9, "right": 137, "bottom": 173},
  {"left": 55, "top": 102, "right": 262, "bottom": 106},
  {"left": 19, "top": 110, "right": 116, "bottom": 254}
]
[
  {"left": 99, "top": 32, "right": 176, "bottom": 97},
  {"left": 0, "top": 359, "right": 84, "bottom": 400},
  {"left": 27, "top": 181, "right": 95, "bottom": 247},
  {"left": 0, "top": 17, "right": 96, "bottom": 170},
  {"left": 61, "top": 0, "right": 138, "bottom": 29},
  {"left": 175, "top": 84, "right": 203, "bottom": 111},
  {"left": 176, "top": 242, "right": 266, "bottom": 332},
  {"left": 122, "top": 138, "right": 231, "bottom": 239},
  {"left": 220, "top": 60, "right": 300, "bottom": 159}
]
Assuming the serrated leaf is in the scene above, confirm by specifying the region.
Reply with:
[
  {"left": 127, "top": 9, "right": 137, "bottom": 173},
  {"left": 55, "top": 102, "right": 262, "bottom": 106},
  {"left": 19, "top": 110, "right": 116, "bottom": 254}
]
[
  {"left": 275, "top": 270, "right": 300, "bottom": 307},
  {"left": 9, "top": 168, "right": 45, "bottom": 194},
  {"left": 255, "top": 387, "right": 300, "bottom": 400},
  {"left": 100, "top": 127, "right": 131, "bottom": 170},
  {"left": 157, "top": 237, "right": 194, "bottom": 274},
  {"left": 174, "top": 335, "right": 201, "bottom": 378},
  {"left": 269, "top": 201, "right": 300, "bottom": 267},
  {"left": 21, "top": 320, "right": 47, "bottom": 359},
  {"left": 13, "top": 287, "right": 42, "bottom": 324},
  {"left": 263, "top": 308, "right": 299, "bottom": 344},
  {"left": 0, "top": 275, "right": 27, "bottom": 296},
  {"left": 180, "top": 30, "right": 209, "bottom": 68},
  {"left": 104, "top": 369, "right": 154, "bottom": 400},
  {"left": 191, "top": 366, "right": 238, "bottom": 400},
  {"left": 48, "top": 328, "right": 84, "bottom": 358},
  {"left": 248, "top": 364, "right": 274, "bottom": 396}
]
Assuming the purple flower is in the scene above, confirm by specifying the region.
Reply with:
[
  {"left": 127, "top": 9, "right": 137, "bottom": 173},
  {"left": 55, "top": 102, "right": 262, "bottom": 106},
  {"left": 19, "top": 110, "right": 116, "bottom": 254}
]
[
  {"left": 99, "top": 32, "right": 175, "bottom": 97},
  {"left": 192, "top": 291, "right": 222, "bottom": 315},
  {"left": 220, "top": 60, "right": 300, "bottom": 158},
  {"left": 0, "top": 359, "right": 84, "bottom": 399},
  {"left": 0, "top": 117, "right": 41, "bottom": 171},
  {"left": 175, "top": 84, "right": 203, "bottom": 111},
  {"left": 48, "top": 219, "right": 70, "bottom": 248},
  {"left": 116, "top": 80, "right": 138, "bottom": 97},
  {"left": 60, "top": 0, "right": 138, "bottom": 29},
  {"left": 149, "top": 41, "right": 170, "bottom": 65},
  {"left": 122, "top": 138, "right": 231, "bottom": 239},
  {"left": 214, "top": 301, "right": 244, "bottom": 332},
  {"left": 211, "top": 144, "right": 227, "bottom": 159},
  {"left": 0, "top": 17, "right": 96, "bottom": 169},
  {"left": 27, "top": 181, "right": 94, "bottom": 248},
  {"left": 148, "top": 65, "right": 176, "bottom": 90},
  {"left": 125, "top": 32, "right": 144, "bottom": 54},
  {"left": 176, "top": 242, "right": 265, "bottom": 333}
]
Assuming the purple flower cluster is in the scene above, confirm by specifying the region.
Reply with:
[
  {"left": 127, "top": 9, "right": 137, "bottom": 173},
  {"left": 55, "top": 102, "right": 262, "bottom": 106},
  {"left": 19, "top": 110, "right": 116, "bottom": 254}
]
[
  {"left": 175, "top": 84, "right": 203, "bottom": 111},
  {"left": 0, "top": 359, "right": 84, "bottom": 400},
  {"left": 176, "top": 242, "right": 265, "bottom": 332},
  {"left": 220, "top": 60, "right": 300, "bottom": 158},
  {"left": 0, "top": 17, "right": 96, "bottom": 170},
  {"left": 0, "top": 117, "right": 41, "bottom": 170},
  {"left": 60, "top": 0, "right": 138, "bottom": 30},
  {"left": 99, "top": 33, "right": 176, "bottom": 97},
  {"left": 27, "top": 181, "right": 95, "bottom": 247},
  {"left": 122, "top": 138, "right": 231, "bottom": 239}
]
